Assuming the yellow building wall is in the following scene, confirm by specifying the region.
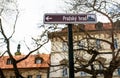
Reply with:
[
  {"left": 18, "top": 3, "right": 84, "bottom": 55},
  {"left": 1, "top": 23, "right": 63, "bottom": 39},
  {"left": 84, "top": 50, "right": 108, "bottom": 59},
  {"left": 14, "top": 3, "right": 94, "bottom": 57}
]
[{"left": 3, "top": 68, "right": 48, "bottom": 78}]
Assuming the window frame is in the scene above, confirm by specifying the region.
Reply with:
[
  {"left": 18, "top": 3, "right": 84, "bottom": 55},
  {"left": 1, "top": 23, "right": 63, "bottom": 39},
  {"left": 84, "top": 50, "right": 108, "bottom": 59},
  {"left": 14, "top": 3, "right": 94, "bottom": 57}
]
[
  {"left": 78, "top": 41, "right": 85, "bottom": 49},
  {"left": 6, "top": 58, "right": 13, "bottom": 65},
  {"left": 35, "top": 57, "right": 43, "bottom": 64},
  {"left": 96, "top": 39, "right": 101, "bottom": 49},
  {"left": 36, "top": 75, "right": 41, "bottom": 78},
  {"left": 62, "top": 42, "right": 68, "bottom": 52},
  {"left": 62, "top": 67, "right": 68, "bottom": 77},
  {"left": 114, "top": 39, "right": 118, "bottom": 49},
  {"left": 10, "top": 76, "right": 15, "bottom": 78},
  {"left": 27, "top": 75, "right": 32, "bottom": 78}
]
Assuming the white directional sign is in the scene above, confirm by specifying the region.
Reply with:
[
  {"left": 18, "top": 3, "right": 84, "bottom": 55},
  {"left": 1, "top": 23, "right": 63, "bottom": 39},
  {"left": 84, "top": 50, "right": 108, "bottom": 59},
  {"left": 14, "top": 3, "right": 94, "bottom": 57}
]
[{"left": 44, "top": 13, "right": 97, "bottom": 24}]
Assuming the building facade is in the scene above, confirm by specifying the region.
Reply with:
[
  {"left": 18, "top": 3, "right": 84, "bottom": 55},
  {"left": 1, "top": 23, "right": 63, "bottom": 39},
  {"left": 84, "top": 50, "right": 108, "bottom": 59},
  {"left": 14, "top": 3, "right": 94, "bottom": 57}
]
[
  {"left": 49, "top": 21, "right": 120, "bottom": 78},
  {"left": 0, "top": 54, "right": 50, "bottom": 78}
]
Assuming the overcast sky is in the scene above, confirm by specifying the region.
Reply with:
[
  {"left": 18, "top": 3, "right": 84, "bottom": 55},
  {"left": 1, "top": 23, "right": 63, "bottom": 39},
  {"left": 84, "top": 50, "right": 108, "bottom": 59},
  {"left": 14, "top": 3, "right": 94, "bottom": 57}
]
[
  {"left": 9, "top": 0, "right": 66, "bottom": 54},
  {"left": 16, "top": 0, "right": 65, "bottom": 39}
]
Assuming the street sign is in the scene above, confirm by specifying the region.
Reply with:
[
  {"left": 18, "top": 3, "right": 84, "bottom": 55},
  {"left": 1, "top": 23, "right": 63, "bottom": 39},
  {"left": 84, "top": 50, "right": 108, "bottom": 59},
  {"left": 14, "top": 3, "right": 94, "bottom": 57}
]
[
  {"left": 44, "top": 13, "right": 97, "bottom": 78},
  {"left": 44, "top": 13, "right": 97, "bottom": 24}
]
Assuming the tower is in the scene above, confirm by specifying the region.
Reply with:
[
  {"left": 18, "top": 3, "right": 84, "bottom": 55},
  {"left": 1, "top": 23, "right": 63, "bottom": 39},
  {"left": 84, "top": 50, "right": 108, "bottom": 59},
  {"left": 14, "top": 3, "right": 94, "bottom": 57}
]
[{"left": 15, "top": 44, "right": 21, "bottom": 55}]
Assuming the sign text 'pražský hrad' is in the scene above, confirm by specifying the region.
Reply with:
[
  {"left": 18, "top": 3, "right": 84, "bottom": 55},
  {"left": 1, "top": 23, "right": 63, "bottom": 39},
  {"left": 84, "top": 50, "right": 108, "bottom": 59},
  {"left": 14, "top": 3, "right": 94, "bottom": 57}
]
[{"left": 44, "top": 13, "right": 97, "bottom": 24}]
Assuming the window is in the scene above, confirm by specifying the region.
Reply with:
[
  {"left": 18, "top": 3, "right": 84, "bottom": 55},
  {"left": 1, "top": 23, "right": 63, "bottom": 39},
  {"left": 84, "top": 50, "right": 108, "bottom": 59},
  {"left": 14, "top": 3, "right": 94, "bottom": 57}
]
[
  {"left": 80, "top": 71, "right": 86, "bottom": 76},
  {"left": 95, "top": 22, "right": 103, "bottom": 30},
  {"left": 27, "top": 75, "right": 32, "bottom": 78},
  {"left": 35, "top": 57, "right": 43, "bottom": 64},
  {"left": 62, "top": 67, "right": 68, "bottom": 77},
  {"left": 118, "top": 68, "right": 120, "bottom": 75},
  {"left": 36, "top": 75, "right": 41, "bottom": 78},
  {"left": 79, "top": 24, "right": 85, "bottom": 30},
  {"left": 96, "top": 39, "right": 101, "bottom": 49},
  {"left": 99, "top": 64, "right": 103, "bottom": 75},
  {"left": 62, "top": 42, "right": 68, "bottom": 51},
  {"left": 99, "top": 64, "right": 103, "bottom": 70},
  {"left": 7, "top": 58, "right": 13, "bottom": 64},
  {"left": 10, "top": 76, "right": 15, "bottom": 78},
  {"left": 78, "top": 41, "right": 84, "bottom": 49},
  {"left": 80, "top": 65, "right": 86, "bottom": 76},
  {"left": 114, "top": 39, "right": 118, "bottom": 49},
  {"left": 114, "top": 20, "right": 120, "bottom": 29}
]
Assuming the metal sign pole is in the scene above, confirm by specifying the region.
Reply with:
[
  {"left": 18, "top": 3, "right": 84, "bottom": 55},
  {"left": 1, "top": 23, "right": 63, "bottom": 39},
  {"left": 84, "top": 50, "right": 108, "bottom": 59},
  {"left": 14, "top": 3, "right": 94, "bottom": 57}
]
[
  {"left": 68, "top": 24, "right": 74, "bottom": 78},
  {"left": 43, "top": 13, "right": 97, "bottom": 78}
]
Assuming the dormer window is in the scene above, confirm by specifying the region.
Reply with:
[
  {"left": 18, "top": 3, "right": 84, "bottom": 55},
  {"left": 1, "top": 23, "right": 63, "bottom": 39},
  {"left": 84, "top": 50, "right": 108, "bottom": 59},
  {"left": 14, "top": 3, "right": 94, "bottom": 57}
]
[
  {"left": 79, "top": 24, "right": 85, "bottom": 30},
  {"left": 95, "top": 22, "right": 103, "bottom": 30},
  {"left": 7, "top": 58, "right": 13, "bottom": 65},
  {"left": 35, "top": 57, "right": 43, "bottom": 64},
  {"left": 114, "top": 20, "right": 120, "bottom": 29}
]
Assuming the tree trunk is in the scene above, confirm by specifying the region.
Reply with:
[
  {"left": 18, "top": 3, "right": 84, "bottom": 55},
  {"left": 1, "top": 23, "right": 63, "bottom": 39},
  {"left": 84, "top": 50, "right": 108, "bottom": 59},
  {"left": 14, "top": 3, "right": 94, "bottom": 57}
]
[
  {"left": 12, "top": 59, "right": 24, "bottom": 78},
  {"left": 0, "top": 68, "right": 5, "bottom": 78},
  {"left": 91, "top": 75, "right": 97, "bottom": 78},
  {"left": 15, "top": 72, "right": 24, "bottom": 78},
  {"left": 104, "top": 71, "right": 113, "bottom": 78},
  {"left": 14, "top": 65, "right": 24, "bottom": 78},
  {"left": 104, "top": 74, "right": 112, "bottom": 78}
]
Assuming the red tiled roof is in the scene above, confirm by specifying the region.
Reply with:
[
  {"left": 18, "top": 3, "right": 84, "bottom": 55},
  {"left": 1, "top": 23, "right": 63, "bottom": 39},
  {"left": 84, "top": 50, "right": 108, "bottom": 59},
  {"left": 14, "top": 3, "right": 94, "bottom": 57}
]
[
  {"left": 0, "top": 54, "right": 50, "bottom": 69},
  {"left": 85, "top": 23, "right": 112, "bottom": 30},
  {"left": 85, "top": 24, "right": 95, "bottom": 30},
  {"left": 62, "top": 23, "right": 112, "bottom": 32},
  {"left": 48, "top": 23, "right": 113, "bottom": 38},
  {"left": 60, "top": 23, "right": 112, "bottom": 33}
]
